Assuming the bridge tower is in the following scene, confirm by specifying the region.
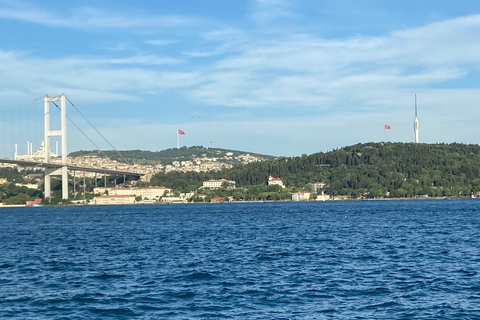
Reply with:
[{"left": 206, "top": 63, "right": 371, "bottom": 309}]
[{"left": 44, "top": 94, "right": 68, "bottom": 200}]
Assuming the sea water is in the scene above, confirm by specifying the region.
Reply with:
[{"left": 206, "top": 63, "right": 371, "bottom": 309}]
[{"left": 1, "top": 200, "right": 479, "bottom": 319}]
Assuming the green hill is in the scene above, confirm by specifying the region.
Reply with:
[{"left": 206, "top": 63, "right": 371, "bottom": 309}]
[
  {"left": 149, "top": 142, "right": 480, "bottom": 198},
  {"left": 69, "top": 146, "right": 276, "bottom": 165}
]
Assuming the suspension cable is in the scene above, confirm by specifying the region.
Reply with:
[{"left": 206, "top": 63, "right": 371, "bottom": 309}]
[
  {"left": 0, "top": 96, "right": 43, "bottom": 118},
  {"left": 52, "top": 99, "right": 131, "bottom": 165},
  {"left": 50, "top": 102, "right": 111, "bottom": 161}
]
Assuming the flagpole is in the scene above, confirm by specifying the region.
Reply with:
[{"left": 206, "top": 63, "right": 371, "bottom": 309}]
[
  {"left": 384, "top": 127, "right": 385, "bottom": 142},
  {"left": 177, "top": 129, "right": 179, "bottom": 149}
]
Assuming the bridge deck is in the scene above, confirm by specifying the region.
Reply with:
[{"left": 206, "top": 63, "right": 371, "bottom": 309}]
[{"left": 0, "top": 159, "right": 143, "bottom": 177}]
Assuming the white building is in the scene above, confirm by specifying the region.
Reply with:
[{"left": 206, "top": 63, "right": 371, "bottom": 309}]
[
  {"left": 316, "top": 191, "right": 330, "bottom": 201},
  {"left": 15, "top": 183, "right": 39, "bottom": 189},
  {"left": 202, "top": 179, "right": 236, "bottom": 189},
  {"left": 14, "top": 140, "right": 57, "bottom": 162},
  {"left": 93, "top": 187, "right": 113, "bottom": 195},
  {"left": 268, "top": 176, "right": 285, "bottom": 188},
  {"left": 110, "top": 186, "right": 172, "bottom": 199},
  {"left": 93, "top": 195, "right": 136, "bottom": 205},
  {"left": 292, "top": 191, "right": 311, "bottom": 201}
]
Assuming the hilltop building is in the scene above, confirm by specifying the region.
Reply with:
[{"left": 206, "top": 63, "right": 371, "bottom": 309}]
[
  {"left": 268, "top": 176, "right": 285, "bottom": 188},
  {"left": 14, "top": 140, "right": 57, "bottom": 162}
]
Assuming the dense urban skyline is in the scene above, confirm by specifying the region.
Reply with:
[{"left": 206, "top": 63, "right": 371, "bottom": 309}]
[{"left": 1, "top": 0, "right": 480, "bottom": 156}]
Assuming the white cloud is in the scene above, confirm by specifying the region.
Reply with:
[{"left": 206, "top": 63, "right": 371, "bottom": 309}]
[
  {"left": 145, "top": 39, "right": 177, "bottom": 46},
  {"left": 186, "top": 14, "right": 480, "bottom": 111},
  {"left": 0, "top": 50, "right": 201, "bottom": 103},
  {"left": 250, "top": 0, "right": 295, "bottom": 23},
  {"left": 0, "top": 2, "right": 194, "bottom": 29}
]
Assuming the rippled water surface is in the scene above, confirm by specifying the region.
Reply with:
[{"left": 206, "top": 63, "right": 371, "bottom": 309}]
[{"left": 1, "top": 200, "right": 480, "bottom": 319}]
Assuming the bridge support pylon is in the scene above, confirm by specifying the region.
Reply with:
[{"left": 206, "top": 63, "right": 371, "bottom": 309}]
[{"left": 44, "top": 94, "right": 68, "bottom": 200}]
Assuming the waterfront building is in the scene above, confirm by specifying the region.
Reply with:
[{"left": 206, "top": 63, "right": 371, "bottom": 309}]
[
  {"left": 93, "top": 195, "right": 136, "bottom": 205},
  {"left": 292, "top": 191, "right": 311, "bottom": 201},
  {"left": 210, "top": 196, "right": 226, "bottom": 203},
  {"left": 110, "top": 186, "right": 172, "bottom": 199}
]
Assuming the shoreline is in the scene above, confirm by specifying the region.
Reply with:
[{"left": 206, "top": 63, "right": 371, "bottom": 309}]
[{"left": 2, "top": 196, "right": 477, "bottom": 207}]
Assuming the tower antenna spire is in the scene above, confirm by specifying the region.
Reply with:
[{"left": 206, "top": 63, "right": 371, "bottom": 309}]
[
  {"left": 415, "top": 94, "right": 417, "bottom": 117},
  {"left": 413, "top": 94, "right": 419, "bottom": 144}
]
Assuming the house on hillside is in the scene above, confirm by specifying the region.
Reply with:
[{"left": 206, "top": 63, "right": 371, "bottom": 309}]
[{"left": 268, "top": 176, "right": 285, "bottom": 188}]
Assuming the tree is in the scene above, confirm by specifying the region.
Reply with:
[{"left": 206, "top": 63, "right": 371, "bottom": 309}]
[{"left": 3, "top": 193, "right": 32, "bottom": 205}]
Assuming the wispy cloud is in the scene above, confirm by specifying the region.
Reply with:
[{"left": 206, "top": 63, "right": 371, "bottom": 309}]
[
  {"left": 144, "top": 39, "right": 178, "bottom": 46},
  {"left": 183, "top": 28, "right": 251, "bottom": 58},
  {"left": 187, "top": 14, "right": 480, "bottom": 110},
  {"left": 0, "top": 50, "right": 201, "bottom": 103},
  {"left": 250, "top": 0, "right": 295, "bottom": 23},
  {"left": 0, "top": 2, "right": 195, "bottom": 29}
]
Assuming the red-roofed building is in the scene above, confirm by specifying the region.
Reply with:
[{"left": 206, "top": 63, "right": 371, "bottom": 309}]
[
  {"left": 268, "top": 176, "right": 285, "bottom": 188},
  {"left": 26, "top": 198, "right": 42, "bottom": 206},
  {"left": 210, "top": 196, "right": 226, "bottom": 203}
]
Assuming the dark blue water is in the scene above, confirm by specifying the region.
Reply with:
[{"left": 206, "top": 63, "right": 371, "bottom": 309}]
[{"left": 1, "top": 200, "right": 480, "bottom": 319}]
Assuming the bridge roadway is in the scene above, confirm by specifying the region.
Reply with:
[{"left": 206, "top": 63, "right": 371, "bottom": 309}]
[{"left": 0, "top": 159, "right": 143, "bottom": 177}]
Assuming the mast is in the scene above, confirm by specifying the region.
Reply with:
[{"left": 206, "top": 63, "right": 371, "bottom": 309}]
[{"left": 414, "top": 94, "right": 419, "bottom": 144}]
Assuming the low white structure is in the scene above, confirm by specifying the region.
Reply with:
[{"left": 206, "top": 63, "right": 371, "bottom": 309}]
[
  {"left": 93, "top": 187, "right": 113, "bottom": 195},
  {"left": 15, "top": 183, "right": 39, "bottom": 189},
  {"left": 94, "top": 195, "right": 136, "bottom": 205},
  {"left": 110, "top": 186, "right": 172, "bottom": 199},
  {"left": 316, "top": 192, "right": 330, "bottom": 201},
  {"left": 161, "top": 197, "right": 188, "bottom": 203},
  {"left": 292, "top": 191, "right": 311, "bottom": 201},
  {"left": 268, "top": 176, "right": 285, "bottom": 188},
  {"left": 202, "top": 179, "right": 236, "bottom": 189}
]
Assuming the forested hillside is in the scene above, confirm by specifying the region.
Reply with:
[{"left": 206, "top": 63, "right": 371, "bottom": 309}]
[{"left": 149, "top": 142, "right": 480, "bottom": 198}]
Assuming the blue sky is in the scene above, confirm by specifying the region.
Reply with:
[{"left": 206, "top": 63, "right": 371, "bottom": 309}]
[{"left": 1, "top": 0, "right": 480, "bottom": 156}]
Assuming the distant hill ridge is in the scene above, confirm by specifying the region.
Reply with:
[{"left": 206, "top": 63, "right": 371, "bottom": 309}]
[{"left": 69, "top": 146, "right": 276, "bottom": 165}]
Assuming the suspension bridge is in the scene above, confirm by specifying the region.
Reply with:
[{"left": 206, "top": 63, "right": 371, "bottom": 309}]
[{"left": 0, "top": 94, "right": 143, "bottom": 201}]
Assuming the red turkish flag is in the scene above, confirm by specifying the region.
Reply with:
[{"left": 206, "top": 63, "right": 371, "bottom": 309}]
[
  {"left": 178, "top": 129, "right": 185, "bottom": 135},
  {"left": 384, "top": 125, "right": 391, "bottom": 129}
]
